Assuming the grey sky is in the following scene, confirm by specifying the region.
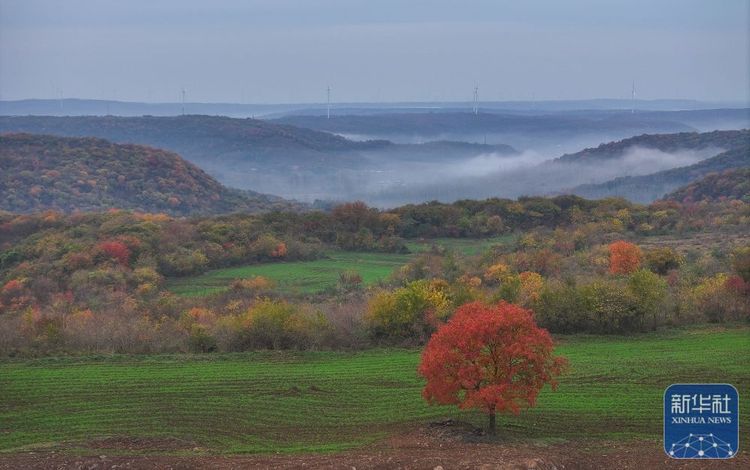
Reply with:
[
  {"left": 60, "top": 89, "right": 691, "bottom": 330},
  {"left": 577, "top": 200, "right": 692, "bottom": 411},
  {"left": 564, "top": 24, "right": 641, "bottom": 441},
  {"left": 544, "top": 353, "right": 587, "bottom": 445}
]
[{"left": 1, "top": 0, "right": 748, "bottom": 103}]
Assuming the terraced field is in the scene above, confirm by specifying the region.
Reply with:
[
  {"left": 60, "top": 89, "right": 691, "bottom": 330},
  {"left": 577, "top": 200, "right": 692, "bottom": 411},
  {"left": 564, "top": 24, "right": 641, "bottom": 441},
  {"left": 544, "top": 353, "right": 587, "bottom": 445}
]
[
  {"left": 167, "top": 237, "right": 516, "bottom": 297},
  {"left": 1, "top": 325, "right": 747, "bottom": 455}
]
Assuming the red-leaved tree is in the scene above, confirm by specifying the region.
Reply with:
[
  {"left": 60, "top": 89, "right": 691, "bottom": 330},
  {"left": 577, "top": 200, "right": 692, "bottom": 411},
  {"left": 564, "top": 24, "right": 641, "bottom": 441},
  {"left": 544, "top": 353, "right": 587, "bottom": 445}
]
[
  {"left": 608, "top": 240, "right": 642, "bottom": 275},
  {"left": 97, "top": 240, "right": 131, "bottom": 267},
  {"left": 418, "top": 301, "right": 567, "bottom": 435}
]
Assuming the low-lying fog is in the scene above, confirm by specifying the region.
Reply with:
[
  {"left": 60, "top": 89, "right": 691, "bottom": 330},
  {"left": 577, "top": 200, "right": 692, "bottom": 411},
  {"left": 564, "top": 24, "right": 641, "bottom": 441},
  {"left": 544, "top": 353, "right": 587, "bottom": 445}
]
[
  {"left": 350, "top": 146, "right": 721, "bottom": 207},
  {"left": 210, "top": 142, "right": 723, "bottom": 207}
]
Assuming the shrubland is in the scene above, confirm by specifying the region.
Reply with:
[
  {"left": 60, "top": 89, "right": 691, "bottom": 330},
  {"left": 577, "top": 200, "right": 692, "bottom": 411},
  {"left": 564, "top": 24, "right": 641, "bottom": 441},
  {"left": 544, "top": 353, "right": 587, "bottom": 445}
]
[{"left": 0, "top": 194, "right": 748, "bottom": 355}]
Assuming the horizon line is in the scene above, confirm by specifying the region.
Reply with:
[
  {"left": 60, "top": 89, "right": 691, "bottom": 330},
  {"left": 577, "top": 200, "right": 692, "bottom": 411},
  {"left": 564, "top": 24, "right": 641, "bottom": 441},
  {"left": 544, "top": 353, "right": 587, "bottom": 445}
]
[{"left": 2, "top": 97, "right": 749, "bottom": 107}]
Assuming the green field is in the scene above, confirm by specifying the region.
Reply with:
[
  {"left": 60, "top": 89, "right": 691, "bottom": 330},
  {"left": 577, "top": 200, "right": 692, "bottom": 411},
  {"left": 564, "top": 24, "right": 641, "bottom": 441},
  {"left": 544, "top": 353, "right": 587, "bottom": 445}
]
[
  {"left": 1, "top": 326, "right": 747, "bottom": 455},
  {"left": 167, "top": 237, "right": 515, "bottom": 297},
  {"left": 166, "top": 251, "right": 412, "bottom": 296}
]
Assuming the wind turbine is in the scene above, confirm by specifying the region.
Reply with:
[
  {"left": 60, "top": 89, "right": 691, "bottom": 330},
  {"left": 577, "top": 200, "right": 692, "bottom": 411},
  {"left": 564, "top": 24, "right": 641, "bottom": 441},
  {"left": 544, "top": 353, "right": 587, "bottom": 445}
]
[
  {"left": 631, "top": 80, "right": 636, "bottom": 114},
  {"left": 327, "top": 85, "right": 331, "bottom": 119},
  {"left": 181, "top": 87, "right": 186, "bottom": 115},
  {"left": 473, "top": 84, "right": 479, "bottom": 115}
]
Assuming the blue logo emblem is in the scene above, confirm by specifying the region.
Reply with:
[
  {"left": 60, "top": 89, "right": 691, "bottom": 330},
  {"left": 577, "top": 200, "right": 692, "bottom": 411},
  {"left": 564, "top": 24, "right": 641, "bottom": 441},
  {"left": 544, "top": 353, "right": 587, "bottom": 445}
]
[{"left": 664, "top": 384, "right": 739, "bottom": 459}]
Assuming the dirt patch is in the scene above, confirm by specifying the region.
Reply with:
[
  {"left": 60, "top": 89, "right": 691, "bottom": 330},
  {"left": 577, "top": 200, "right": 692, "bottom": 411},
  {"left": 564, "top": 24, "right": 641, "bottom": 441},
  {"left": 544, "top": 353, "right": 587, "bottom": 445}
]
[{"left": 2, "top": 423, "right": 747, "bottom": 469}]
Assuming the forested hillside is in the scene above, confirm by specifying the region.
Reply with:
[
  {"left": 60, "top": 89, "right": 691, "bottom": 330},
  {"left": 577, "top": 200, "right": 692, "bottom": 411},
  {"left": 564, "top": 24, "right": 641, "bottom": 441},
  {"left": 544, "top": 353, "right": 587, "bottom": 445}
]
[
  {"left": 0, "top": 115, "right": 383, "bottom": 154},
  {"left": 0, "top": 115, "right": 519, "bottom": 202},
  {"left": 554, "top": 129, "right": 749, "bottom": 164},
  {"left": 0, "top": 133, "right": 301, "bottom": 215},
  {"left": 664, "top": 167, "right": 750, "bottom": 203}
]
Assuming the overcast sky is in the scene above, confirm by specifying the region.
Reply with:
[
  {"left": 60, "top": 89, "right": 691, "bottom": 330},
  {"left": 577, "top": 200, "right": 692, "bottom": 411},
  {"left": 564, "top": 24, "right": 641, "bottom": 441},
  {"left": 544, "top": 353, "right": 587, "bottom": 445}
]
[{"left": 1, "top": 0, "right": 748, "bottom": 104}]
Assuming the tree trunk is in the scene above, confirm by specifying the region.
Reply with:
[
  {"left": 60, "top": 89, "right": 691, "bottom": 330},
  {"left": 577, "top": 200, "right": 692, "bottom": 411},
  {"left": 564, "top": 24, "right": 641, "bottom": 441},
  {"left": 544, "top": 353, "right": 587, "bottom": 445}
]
[{"left": 488, "top": 407, "right": 496, "bottom": 435}]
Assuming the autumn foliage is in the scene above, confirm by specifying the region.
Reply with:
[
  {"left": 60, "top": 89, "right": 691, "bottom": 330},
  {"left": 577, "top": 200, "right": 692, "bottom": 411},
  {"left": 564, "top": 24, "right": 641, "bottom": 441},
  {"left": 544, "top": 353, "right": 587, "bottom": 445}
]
[
  {"left": 271, "top": 242, "right": 288, "bottom": 258},
  {"left": 418, "top": 301, "right": 567, "bottom": 434},
  {"left": 0, "top": 185, "right": 747, "bottom": 355},
  {"left": 2, "top": 279, "right": 24, "bottom": 296},
  {"left": 0, "top": 133, "right": 302, "bottom": 216},
  {"left": 97, "top": 241, "right": 131, "bottom": 267},
  {"left": 608, "top": 240, "right": 642, "bottom": 275}
]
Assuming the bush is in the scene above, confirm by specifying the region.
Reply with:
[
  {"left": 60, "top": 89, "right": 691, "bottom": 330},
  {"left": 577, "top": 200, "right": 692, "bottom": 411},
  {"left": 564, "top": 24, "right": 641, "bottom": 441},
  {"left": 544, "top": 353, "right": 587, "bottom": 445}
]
[
  {"left": 580, "top": 281, "right": 643, "bottom": 333},
  {"left": 693, "top": 274, "right": 749, "bottom": 322},
  {"left": 731, "top": 246, "right": 750, "bottom": 282},
  {"left": 537, "top": 278, "right": 654, "bottom": 334},
  {"left": 160, "top": 248, "right": 209, "bottom": 276},
  {"left": 495, "top": 274, "right": 521, "bottom": 304},
  {"left": 187, "top": 324, "right": 218, "bottom": 353},
  {"left": 627, "top": 269, "right": 668, "bottom": 329},
  {"left": 237, "top": 299, "right": 330, "bottom": 350},
  {"left": 608, "top": 241, "right": 642, "bottom": 275},
  {"left": 484, "top": 263, "right": 511, "bottom": 285},
  {"left": 179, "top": 308, "right": 218, "bottom": 352},
  {"left": 365, "top": 280, "right": 451, "bottom": 342},
  {"left": 518, "top": 271, "right": 544, "bottom": 306},
  {"left": 645, "top": 247, "right": 683, "bottom": 275},
  {"left": 338, "top": 270, "right": 363, "bottom": 292},
  {"left": 230, "top": 276, "right": 276, "bottom": 293},
  {"left": 536, "top": 281, "right": 590, "bottom": 333}
]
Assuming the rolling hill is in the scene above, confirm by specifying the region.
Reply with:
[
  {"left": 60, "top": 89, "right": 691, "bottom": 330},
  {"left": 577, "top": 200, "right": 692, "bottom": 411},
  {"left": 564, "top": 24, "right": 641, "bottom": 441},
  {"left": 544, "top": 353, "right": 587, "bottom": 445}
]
[
  {"left": 0, "top": 114, "right": 384, "bottom": 156},
  {"left": 663, "top": 167, "right": 750, "bottom": 203},
  {"left": 354, "top": 129, "right": 750, "bottom": 206},
  {"left": 554, "top": 129, "right": 750, "bottom": 164},
  {"left": 2, "top": 116, "right": 744, "bottom": 206},
  {"left": 0, "top": 115, "right": 521, "bottom": 163},
  {"left": 567, "top": 146, "right": 750, "bottom": 203},
  {"left": 0, "top": 133, "right": 301, "bottom": 215},
  {"left": 0, "top": 115, "right": 391, "bottom": 201},
  {"left": 0, "top": 115, "right": 518, "bottom": 202},
  {"left": 269, "top": 109, "right": 747, "bottom": 159}
]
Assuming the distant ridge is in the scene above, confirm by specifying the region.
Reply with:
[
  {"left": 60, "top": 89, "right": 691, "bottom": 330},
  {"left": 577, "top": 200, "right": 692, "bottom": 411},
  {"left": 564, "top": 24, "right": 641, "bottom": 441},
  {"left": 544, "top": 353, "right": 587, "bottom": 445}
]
[
  {"left": 554, "top": 129, "right": 750, "bottom": 164},
  {"left": 272, "top": 111, "right": 696, "bottom": 137}
]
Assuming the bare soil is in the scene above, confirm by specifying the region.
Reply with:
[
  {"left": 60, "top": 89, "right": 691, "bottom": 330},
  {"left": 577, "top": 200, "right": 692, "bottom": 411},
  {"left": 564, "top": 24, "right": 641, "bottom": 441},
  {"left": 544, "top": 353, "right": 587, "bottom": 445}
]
[{"left": 1, "top": 421, "right": 746, "bottom": 469}]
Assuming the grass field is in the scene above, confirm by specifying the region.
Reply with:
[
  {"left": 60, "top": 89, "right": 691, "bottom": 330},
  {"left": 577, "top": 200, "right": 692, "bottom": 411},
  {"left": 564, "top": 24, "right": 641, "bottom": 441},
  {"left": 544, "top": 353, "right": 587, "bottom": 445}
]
[
  {"left": 1, "top": 325, "right": 747, "bottom": 455},
  {"left": 167, "top": 237, "right": 515, "bottom": 297},
  {"left": 166, "top": 251, "right": 412, "bottom": 297}
]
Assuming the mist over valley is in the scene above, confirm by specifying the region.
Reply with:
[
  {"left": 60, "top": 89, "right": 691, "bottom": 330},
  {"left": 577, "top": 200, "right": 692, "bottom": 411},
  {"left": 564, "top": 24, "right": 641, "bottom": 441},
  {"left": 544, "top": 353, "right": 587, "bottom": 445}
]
[{"left": 1, "top": 111, "right": 747, "bottom": 206}]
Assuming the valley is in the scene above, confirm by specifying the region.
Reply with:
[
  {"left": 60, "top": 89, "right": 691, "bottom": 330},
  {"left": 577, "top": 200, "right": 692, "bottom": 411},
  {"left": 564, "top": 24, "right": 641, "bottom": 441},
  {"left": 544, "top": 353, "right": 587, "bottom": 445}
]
[{"left": 1, "top": 2, "right": 748, "bottom": 466}]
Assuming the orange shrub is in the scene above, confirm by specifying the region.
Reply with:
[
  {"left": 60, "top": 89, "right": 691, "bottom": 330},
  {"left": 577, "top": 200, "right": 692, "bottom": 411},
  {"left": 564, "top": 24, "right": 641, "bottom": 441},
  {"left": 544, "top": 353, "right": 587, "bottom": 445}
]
[
  {"left": 271, "top": 242, "right": 287, "bottom": 258},
  {"left": 608, "top": 241, "right": 642, "bottom": 275}
]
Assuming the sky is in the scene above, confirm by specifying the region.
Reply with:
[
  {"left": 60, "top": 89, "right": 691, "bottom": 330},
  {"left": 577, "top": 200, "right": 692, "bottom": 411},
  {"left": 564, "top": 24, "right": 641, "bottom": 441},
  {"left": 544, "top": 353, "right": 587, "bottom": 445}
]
[{"left": 0, "top": 0, "right": 748, "bottom": 104}]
